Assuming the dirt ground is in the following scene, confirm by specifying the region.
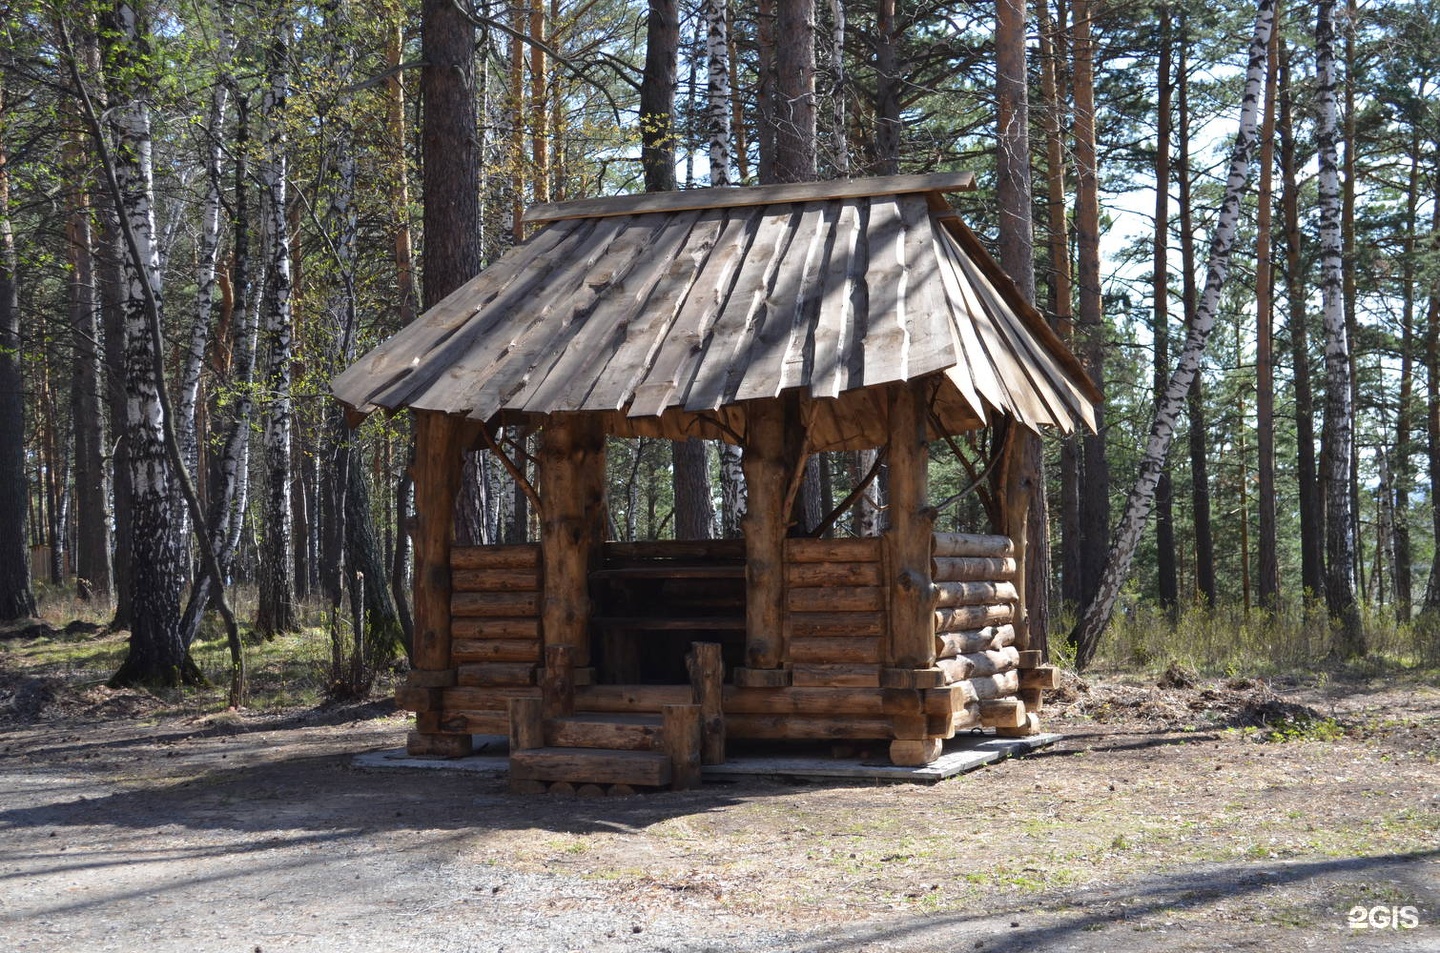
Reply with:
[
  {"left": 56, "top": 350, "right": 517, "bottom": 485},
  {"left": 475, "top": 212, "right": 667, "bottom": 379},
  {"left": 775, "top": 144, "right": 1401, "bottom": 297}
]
[{"left": 0, "top": 638, "right": 1436, "bottom": 952}]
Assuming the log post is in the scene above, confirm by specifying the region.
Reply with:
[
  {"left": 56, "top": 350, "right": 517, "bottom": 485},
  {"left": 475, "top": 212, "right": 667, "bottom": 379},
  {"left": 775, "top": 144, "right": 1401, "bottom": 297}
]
[
  {"left": 687, "top": 641, "right": 726, "bottom": 764},
  {"left": 736, "top": 398, "right": 793, "bottom": 687},
  {"left": 542, "top": 644, "right": 576, "bottom": 719},
  {"left": 538, "top": 412, "right": 606, "bottom": 671},
  {"left": 406, "top": 410, "right": 471, "bottom": 758},
  {"left": 996, "top": 421, "right": 1032, "bottom": 652},
  {"left": 885, "top": 381, "right": 938, "bottom": 670},
  {"left": 662, "top": 703, "right": 704, "bottom": 790}
]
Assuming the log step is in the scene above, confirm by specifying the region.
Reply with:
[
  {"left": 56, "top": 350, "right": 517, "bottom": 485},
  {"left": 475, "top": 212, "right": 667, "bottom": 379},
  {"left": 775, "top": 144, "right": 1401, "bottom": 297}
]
[
  {"left": 509, "top": 747, "right": 673, "bottom": 788},
  {"left": 545, "top": 713, "right": 664, "bottom": 751}
]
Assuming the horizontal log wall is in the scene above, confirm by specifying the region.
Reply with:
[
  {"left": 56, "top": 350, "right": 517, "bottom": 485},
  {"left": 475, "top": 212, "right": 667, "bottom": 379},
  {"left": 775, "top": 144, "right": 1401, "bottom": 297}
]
[
  {"left": 784, "top": 537, "right": 885, "bottom": 688},
  {"left": 450, "top": 544, "right": 543, "bottom": 688}
]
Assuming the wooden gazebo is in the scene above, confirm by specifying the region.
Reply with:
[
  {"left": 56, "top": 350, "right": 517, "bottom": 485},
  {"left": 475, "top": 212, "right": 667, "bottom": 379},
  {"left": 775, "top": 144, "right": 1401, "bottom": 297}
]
[{"left": 332, "top": 172, "right": 1099, "bottom": 784}]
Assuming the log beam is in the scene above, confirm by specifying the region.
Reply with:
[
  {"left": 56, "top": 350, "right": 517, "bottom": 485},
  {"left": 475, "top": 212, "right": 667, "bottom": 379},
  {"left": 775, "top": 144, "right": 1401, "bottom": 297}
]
[
  {"left": 885, "top": 381, "right": 938, "bottom": 669},
  {"left": 737, "top": 396, "right": 797, "bottom": 684},
  {"left": 538, "top": 413, "right": 606, "bottom": 668}
]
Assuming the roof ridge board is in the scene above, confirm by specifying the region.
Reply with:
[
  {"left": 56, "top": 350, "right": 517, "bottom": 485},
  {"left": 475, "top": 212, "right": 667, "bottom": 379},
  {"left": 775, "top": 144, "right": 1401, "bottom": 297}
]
[{"left": 523, "top": 171, "right": 977, "bottom": 225}]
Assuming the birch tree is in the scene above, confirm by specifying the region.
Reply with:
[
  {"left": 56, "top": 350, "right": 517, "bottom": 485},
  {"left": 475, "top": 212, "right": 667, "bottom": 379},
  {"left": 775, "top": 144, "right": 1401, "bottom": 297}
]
[
  {"left": 1071, "top": 0, "right": 1278, "bottom": 669},
  {"left": 255, "top": 0, "right": 298, "bottom": 637},
  {"left": 1316, "top": 0, "right": 1363, "bottom": 654}
]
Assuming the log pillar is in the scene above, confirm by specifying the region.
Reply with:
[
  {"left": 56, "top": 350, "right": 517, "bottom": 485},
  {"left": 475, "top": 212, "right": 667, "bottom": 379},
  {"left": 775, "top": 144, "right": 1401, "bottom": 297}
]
[
  {"left": 996, "top": 422, "right": 1032, "bottom": 652},
  {"left": 736, "top": 398, "right": 794, "bottom": 688},
  {"left": 538, "top": 412, "right": 606, "bottom": 671},
  {"left": 885, "top": 381, "right": 938, "bottom": 670},
  {"left": 406, "top": 411, "right": 471, "bottom": 758},
  {"left": 884, "top": 382, "right": 942, "bottom": 767}
]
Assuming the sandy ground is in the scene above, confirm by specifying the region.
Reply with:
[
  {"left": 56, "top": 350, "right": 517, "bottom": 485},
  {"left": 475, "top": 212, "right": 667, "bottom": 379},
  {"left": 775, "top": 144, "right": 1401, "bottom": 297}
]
[{"left": 0, "top": 656, "right": 1437, "bottom": 952}]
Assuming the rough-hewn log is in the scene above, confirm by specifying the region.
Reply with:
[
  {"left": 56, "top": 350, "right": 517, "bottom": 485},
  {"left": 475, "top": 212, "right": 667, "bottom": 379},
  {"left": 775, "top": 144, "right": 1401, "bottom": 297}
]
[
  {"left": 451, "top": 617, "right": 540, "bottom": 639},
  {"left": 724, "top": 714, "right": 895, "bottom": 740},
  {"left": 436, "top": 709, "right": 509, "bottom": 735},
  {"left": 544, "top": 713, "right": 662, "bottom": 750},
  {"left": 931, "top": 556, "right": 1017, "bottom": 582},
  {"left": 934, "top": 603, "right": 1013, "bottom": 633},
  {"left": 788, "top": 636, "right": 883, "bottom": 663},
  {"left": 451, "top": 639, "right": 542, "bottom": 663},
  {"left": 936, "top": 623, "right": 1016, "bottom": 659},
  {"left": 687, "top": 641, "right": 726, "bottom": 765},
  {"left": 886, "top": 382, "right": 937, "bottom": 669},
  {"left": 451, "top": 543, "right": 541, "bottom": 570},
  {"left": 784, "top": 536, "right": 882, "bottom": 563},
  {"left": 662, "top": 703, "right": 703, "bottom": 789},
  {"left": 934, "top": 580, "right": 1019, "bottom": 607},
  {"left": 789, "top": 611, "right": 886, "bottom": 638},
  {"left": 739, "top": 397, "right": 790, "bottom": 679},
  {"left": 791, "top": 663, "right": 882, "bottom": 687},
  {"left": 935, "top": 645, "right": 1020, "bottom": 683},
  {"left": 452, "top": 591, "right": 542, "bottom": 617},
  {"left": 455, "top": 662, "right": 538, "bottom": 687},
  {"left": 542, "top": 644, "right": 576, "bottom": 719},
  {"left": 788, "top": 586, "right": 885, "bottom": 612},
  {"left": 933, "top": 532, "right": 1014, "bottom": 558},
  {"left": 1019, "top": 665, "right": 1060, "bottom": 690},
  {"left": 452, "top": 568, "right": 541, "bottom": 592},
  {"left": 889, "top": 738, "right": 942, "bottom": 766},
  {"left": 995, "top": 712, "right": 1041, "bottom": 737},
  {"left": 443, "top": 685, "right": 542, "bottom": 710},
  {"left": 508, "top": 695, "right": 545, "bottom": 750},
  {"left": 968, "top": 670, "right": 1021, "bottom": 699},
  {"left": 538, "top": 413, "right": 606, "bottom": 666},
  {"left": 922, "top": 682, "right": 979, "bottom": 713},
  {"left": 979, "top": 698, "right": 1027, "bottom": 728},
  {"left": 785, "top": 561, "right": 884, "bottom": 588}
]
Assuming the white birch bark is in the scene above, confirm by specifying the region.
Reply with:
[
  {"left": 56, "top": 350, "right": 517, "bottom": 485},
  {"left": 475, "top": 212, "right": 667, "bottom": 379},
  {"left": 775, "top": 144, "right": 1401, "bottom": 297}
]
[
  {"left": 1072, "top": 0, "right": 1277, "bottom": 668},
  {"left": 1316, "top": 0, "right": 1363, "bottom": 653},
  {"left": 704, "top": 0, "right": 731, "bottom": 186},
  {"left": 827, "top": 0, "right": 848, "bottom": 177}
]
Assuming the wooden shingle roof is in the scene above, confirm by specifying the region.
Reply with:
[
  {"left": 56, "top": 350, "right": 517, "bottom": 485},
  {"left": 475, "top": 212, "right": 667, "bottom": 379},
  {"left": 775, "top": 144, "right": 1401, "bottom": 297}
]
[{"left": 332, "top": 173, "right": 1099, "bottom": 451}]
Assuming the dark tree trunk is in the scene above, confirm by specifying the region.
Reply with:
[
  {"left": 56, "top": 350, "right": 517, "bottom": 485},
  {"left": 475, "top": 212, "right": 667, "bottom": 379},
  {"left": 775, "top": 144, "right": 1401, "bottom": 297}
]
[
  {"left": 1255, "top": 13, "right": 1280, "bottom": 609},
  {"left": 421, "top": 0, "right": 480, "bottom": 307},
  {"left": 1279, "top": 38, "right": 1324, "bottom": 601},
  {"left": 640, "top": 0, "right": 679, "bottom": 193},
  {"left": 1152, "top": 12, "right": 1177, "bottom": 615},
  {"left": 0, "top": 78, "right": 35, "bottom": 621}
]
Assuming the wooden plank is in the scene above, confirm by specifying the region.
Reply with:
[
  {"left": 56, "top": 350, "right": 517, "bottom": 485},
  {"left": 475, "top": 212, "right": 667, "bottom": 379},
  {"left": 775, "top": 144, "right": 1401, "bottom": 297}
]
[
  {"left": 810, "top": 201, "right": 863, "bottom": 399},
  {"left": 451, "top": 617, "right": 540, "bottom": 640},
  {"left": 791, "top": 663, "right": 882, "bottom": 688},
  {"left": 787, "top": 586, "right": 885, "bottom": 613},
  {"left": 936, "top": 623, "right": 1016, "bottom": 659},
  {"left": 859, "top": 198, "right": 908, "bottom": 386},
  {"left": 430, "top": 215, "right": 631, "bottom": 422},
  {"left": 789, "top": 611, "right": 886, "bottom": 639},
  {"left": 332, "top": 220, "right": 583, "bottom": 413},
  {"left": 682, "top": 209, "right": 797, "bottom": 411},
  {"left": 933, "top": 532, "right": 1014, "bottom": 558},
  {"left": 451, "top": 639, "right": 542, "bottom": 663},
  {"left": 931, "top": 224, "right": 1000, "bottom": 422},
  {"left": 897, "top": 194, "right": 958, "bottom": 380},
  {"left": 934, "top": 603, "right": 1013, "bottom": 634},
  {"left": 451, "top": 591, "right": 542, "bottom": 617},
  {"left": 524, "top": 172, "right": 977, "bottom": 224},
  {"left": 785, "top": 560, "right": 884, "bottom": 588},
  {"left": 628, "top": 208, "right": 762, "bottom": 418},
  {"left": 451, "top": 568, "right": 541, "bottom": 593},
  {"left": 455, "top": 662, "right": 538, "bottom": 687},
  {"left": 788, "top": 635, "right": 883, "bottom": 664},
  {"left": 581, "top": 212, "right": 726, "bottom": 412},
  {"left": 784, "top": 536, "right": 882, "bottom": 563},
  {"left": 934, "top": 580, "right": 1019, "bottom": 608},
  {"left": 451, "top": 544, "right": 541, "bottom": 571},
  {"left": 576, "top": 684, "right": 695, "bottom": 712},
  {"left": 508, "top": 748, "right": 673, "bottom": 787},
  {"left": 931, "top": 556, "right": 1017, "bottom": 583}
]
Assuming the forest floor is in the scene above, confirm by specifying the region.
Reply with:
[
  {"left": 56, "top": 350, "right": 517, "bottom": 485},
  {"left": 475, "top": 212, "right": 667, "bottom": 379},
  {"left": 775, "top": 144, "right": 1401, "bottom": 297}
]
[{"left": 0, "top": 621, "right": 1437, "bottom": 952}]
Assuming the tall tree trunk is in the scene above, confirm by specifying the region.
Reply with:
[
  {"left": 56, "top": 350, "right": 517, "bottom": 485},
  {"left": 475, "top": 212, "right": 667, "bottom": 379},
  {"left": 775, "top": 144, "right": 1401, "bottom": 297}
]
[
  {"left": 995, "top": 0, "right": 1048, "bottom": 655},
  {"left": 1152, "top": 10, "right": 1177, "bottom": 615},
  {"left": 61, "top": 39, "right": 113, "bottom": 601},
  {"left": 1316, "top": 0, "right": 1363, "bottom": 655},
  {"left": 0, "top": 71, "right": 35, "bottom": 621},
  {"left": 826, "top": 0, "right": 848, "bottom": 177},
  {"left": 1341, "top": 0, "right": 1363, "bottom": 601},
  {"left": 1071, "top": 0, "right": 1277, "bottom": 668},
  {"left": 1279, "top": 38, "right": 1324, "bottom": 601},
  {"left": 1177, "top": 25, "right": 1215, "bottom": 607},
  {"left": 1391, "top": 136, "right": 1421, "bottom": 622},
  {"left": 1071, "top": 0, "right": 1109, "bottom": 612},
  {"left": 873, "top": 0, "right": 900, "bottom": 175},
  {"left": 641, "top": 0, "right": 678, "bottom": 193},
  {"left": 1424, "top": 164, "right": 1440, "bottom": 612},
  {"left": 98, "top": 2, "right": 192, "bottom": 685},
  {"left": 423, "top": 0, "right": 481, "bottom": 305},
  {"left": 256, "top": 3, "right": 298, "bottom": 637},
  {"left": 1255, "top": 9, "right": 1280, "bottom": 609}
]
